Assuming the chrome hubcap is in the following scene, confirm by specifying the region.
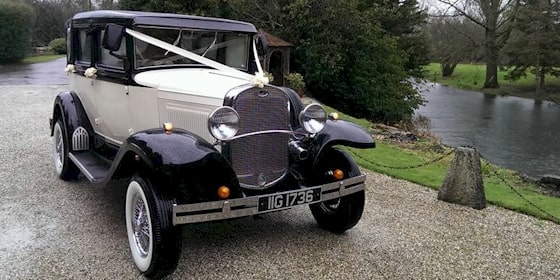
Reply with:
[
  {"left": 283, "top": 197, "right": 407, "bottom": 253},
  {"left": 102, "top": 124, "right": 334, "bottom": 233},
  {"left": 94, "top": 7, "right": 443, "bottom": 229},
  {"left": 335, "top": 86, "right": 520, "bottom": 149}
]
[
  {"left": 132, "top": 195, "right": 150, "bottom": 257},
  {"left": 53, "top": 125, "right": 64, "bottom": 172}
]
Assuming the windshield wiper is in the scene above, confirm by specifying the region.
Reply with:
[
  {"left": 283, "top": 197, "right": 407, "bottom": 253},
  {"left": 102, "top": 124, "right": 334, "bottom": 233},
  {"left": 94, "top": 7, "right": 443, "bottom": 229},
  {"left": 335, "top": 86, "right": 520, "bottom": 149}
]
[
  {"left": 201, "top": 32, "right": 218, "bottom": 57},
  {"left": 165, "top": 29, "right": 182, "bottom": 56}
]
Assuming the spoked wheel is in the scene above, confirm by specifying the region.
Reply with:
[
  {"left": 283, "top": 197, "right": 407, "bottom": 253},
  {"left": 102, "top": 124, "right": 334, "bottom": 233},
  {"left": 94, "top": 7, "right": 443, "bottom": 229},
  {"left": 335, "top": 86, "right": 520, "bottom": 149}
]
[
  {"left": 52, "top": 120, "right": 79, "bottom": 180},
  {"left": 125, "top": 175, "right": 182, "bottom": 279},
  {"left": 309, "top": 148, "right": 366, "bottom": 234}
]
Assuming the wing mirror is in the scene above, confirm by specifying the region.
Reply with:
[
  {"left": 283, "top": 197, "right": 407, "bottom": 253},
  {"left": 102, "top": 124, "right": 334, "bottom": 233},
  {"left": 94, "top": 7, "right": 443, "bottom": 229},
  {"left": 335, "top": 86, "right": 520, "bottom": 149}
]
[
  {"left": 256, "top": 34, "right": 268, "bottom": 57},
  {"left": 102, "top": 24, "right": 125, "bottom": 51}
]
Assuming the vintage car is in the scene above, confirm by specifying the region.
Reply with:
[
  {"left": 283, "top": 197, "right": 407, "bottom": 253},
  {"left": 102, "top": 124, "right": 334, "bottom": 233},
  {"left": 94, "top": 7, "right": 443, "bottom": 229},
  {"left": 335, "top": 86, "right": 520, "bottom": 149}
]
[{"left": 50, "top": 10, "right": 375, "bottom": 279}]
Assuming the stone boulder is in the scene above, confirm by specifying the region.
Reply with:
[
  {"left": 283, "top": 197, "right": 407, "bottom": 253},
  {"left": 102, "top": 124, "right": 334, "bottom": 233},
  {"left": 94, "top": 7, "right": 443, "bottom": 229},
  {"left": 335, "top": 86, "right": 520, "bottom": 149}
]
[
  {"left": 438, "top": 147, "right": 486, "bottom": 209},
  {"left": 537, "top": 175, "right": 560, "bottom": 189}
]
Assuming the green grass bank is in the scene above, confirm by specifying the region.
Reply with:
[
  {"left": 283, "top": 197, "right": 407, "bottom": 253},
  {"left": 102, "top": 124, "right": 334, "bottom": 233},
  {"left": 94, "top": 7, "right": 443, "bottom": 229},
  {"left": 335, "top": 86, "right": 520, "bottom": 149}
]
[
  {"left": 326, "top": 106, "right": 560, "bottom": 224},
  {"left": 22, "top": 54, "right": 65, "bottom": 64},
  {"left": 426, "top": 63, "right": 560, "bottom": 103}
]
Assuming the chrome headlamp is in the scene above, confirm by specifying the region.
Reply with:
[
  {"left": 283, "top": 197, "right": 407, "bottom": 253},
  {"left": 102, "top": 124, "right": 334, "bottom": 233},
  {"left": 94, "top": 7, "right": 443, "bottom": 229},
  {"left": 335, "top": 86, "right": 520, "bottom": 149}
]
[
  {"left": 208, "top": 106, "right": 240, "bottom": 141},
  {"left": 299, "top": 103, "right": 327, "bottom": 134}
]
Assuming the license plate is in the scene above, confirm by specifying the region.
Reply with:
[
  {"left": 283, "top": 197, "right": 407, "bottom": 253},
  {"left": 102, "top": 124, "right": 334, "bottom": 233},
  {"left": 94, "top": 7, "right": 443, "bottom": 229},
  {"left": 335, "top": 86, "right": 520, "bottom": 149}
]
[{"left": 258, "top": 187, "right": 321, "bottom": 213}]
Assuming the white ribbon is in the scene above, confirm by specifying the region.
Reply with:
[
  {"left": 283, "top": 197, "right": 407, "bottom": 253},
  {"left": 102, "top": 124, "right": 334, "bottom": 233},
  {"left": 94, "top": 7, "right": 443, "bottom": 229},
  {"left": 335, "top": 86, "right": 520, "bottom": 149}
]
[
  {"left": 84, "top": 67, "right": 97, "bottom": 78},
  {"left": 64, "top": 64, "right": 76, "bottom": 74},
  {"left": 126, "top": 28, "right": 268, "bottom": 88}
]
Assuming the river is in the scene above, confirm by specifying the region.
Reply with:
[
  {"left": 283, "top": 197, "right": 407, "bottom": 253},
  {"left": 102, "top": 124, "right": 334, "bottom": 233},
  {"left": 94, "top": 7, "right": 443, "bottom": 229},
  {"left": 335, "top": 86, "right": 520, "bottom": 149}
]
[{"left": 416, "top": 82, "right": 560, "bottom": 179}]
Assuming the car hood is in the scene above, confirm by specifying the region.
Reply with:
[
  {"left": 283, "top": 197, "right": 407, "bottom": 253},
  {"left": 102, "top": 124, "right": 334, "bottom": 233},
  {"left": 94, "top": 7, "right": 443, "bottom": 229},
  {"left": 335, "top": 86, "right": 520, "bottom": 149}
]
[{"left": 134, "top": 68, "right": 251, "bottom": 99}]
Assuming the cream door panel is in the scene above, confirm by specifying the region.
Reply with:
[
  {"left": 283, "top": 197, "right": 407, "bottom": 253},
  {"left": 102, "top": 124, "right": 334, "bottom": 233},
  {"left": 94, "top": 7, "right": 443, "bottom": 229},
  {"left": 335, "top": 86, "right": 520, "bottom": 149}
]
[
  {"left": 70, "top": 74, "right": 99, "bottom": 132},
  {"left": 128, "top": 86, "right": 159, "bottom": 133},
  {"left": 92, "top": 79, "right": 130, "bottom": 142}
]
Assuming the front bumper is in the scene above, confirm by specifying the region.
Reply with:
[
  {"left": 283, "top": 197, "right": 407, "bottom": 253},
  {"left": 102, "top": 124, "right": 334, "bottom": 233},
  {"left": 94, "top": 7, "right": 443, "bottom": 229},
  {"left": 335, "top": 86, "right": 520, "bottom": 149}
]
[{"left": 172, "top": 174, "right": 366, "bottom": 225}]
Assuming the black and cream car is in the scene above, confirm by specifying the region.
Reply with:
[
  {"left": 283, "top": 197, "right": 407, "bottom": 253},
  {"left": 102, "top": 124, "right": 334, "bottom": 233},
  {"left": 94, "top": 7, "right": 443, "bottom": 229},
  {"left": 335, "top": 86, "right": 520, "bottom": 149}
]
[{"left": 51, "top": 10, "right": 375, "bottom": 279}]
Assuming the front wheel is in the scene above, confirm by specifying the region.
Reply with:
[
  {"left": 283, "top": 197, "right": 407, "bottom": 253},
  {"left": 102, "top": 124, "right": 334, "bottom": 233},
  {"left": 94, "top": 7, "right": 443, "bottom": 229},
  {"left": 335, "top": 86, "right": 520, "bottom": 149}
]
[
  {"left": 309, "top": 148, "right": 365, "bottom": 233},
  {"left": 310, "top": 190, "right": 365, "bottom": 234},
  {"left": 125, "top": 175, "right": 182, "bottom": 279}
]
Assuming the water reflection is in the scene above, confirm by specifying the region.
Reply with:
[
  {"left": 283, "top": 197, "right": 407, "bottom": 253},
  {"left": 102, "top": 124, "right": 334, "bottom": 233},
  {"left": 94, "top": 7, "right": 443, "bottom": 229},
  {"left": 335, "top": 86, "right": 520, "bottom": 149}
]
[{"left": 416, "top": 83, "right": 560, "bottom": 179}]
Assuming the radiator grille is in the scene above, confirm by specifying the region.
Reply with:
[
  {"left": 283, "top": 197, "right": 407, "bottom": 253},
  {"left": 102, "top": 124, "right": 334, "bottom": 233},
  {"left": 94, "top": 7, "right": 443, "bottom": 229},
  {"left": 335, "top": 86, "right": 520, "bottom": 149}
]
[{"left": 229, "top": 87, "right": 290, "bottom": 189}]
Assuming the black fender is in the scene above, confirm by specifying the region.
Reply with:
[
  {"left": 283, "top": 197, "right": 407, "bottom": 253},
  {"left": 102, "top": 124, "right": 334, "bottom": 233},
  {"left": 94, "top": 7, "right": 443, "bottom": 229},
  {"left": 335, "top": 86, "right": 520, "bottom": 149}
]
[
  {"left": 50, "top": 91, "right": 94, "bottom": 151},
  {"left": 111, "top": 128, "right": 241, "bottom": 203},
  {"left": 312, "top": 120, "right": 375, "bottom": 168}
]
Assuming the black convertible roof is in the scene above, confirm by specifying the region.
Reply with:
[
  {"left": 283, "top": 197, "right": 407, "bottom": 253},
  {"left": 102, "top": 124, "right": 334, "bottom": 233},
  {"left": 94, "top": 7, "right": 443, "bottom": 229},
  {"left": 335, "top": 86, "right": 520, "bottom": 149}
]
[{"left": 71, "top": 10, "right": 257, "bottom": 33}]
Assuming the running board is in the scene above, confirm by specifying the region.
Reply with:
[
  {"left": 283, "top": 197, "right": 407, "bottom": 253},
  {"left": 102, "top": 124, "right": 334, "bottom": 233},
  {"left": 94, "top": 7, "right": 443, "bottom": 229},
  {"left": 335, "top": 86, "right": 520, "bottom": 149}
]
[{"left": 68, "top": 151, "right": 111, "bottom": 183}]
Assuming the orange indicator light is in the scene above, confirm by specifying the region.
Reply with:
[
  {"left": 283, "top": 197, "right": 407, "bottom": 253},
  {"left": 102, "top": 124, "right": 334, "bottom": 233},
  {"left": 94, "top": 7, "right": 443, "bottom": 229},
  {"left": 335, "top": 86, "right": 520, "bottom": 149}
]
[
  {"left": 333, "top": 169, "right": 344, "bottom": 180},
  {"left": 217, "top": 186, "right": 231, "bottom": 199}
]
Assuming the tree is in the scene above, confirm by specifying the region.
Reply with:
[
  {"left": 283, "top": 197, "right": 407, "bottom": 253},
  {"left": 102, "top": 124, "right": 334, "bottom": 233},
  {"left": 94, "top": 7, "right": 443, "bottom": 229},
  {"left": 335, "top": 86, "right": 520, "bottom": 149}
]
[
  {"left": 502, "top": 0, "right": 560, "bottom": 92},
  {"left": 372, "top": 0, "right": 431, "bottom": 77},
  {"left": 278, "top": 0, "right": 425, "bottom": 123},
  {"left": 119, "top": 0, "right": 225, "bottom": 15},
  {"left": 428, "top": 17, "right": 484, "bottom": 76},
  {"left": 437, "top": 0, "right": 517, "bottom": 88},
  {"left": 0, "top": 0, "right": 34, "bottom": 64}
]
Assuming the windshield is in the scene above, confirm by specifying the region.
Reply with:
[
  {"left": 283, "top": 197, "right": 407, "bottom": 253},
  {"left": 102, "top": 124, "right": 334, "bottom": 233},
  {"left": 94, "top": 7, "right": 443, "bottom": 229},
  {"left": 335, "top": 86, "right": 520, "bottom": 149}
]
[{"left": 134, "top": 26, "right": 250, "bottom": 70}]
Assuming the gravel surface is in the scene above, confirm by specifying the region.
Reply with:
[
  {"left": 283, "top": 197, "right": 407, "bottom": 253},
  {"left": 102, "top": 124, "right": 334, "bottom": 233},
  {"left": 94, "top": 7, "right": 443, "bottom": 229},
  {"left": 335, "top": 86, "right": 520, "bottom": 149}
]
[{"left": 0, "top": 85, "right": 559, "bottom": 279}]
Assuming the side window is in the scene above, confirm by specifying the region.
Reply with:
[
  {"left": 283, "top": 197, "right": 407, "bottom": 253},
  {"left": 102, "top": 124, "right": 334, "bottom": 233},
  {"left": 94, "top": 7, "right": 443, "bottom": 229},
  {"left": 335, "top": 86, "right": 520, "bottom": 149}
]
[
  {"left": 99, "top": 30, "right": 126, "bottom": 69},
  {"left": 77, "top": 29, "right": 91, "bottom": 63}
]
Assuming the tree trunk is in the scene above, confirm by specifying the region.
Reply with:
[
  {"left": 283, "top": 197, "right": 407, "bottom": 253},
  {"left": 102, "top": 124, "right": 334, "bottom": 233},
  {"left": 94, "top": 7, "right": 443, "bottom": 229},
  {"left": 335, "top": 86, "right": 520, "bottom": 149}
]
[
  {"left": 441, "top": 63, "right": 457, "bottom": 77},
  {"left": 483, "top": 27, "right": 500, "bottom": 88},
  {"left": 535, "top": 66, "right": 545, "bottom": 93}
]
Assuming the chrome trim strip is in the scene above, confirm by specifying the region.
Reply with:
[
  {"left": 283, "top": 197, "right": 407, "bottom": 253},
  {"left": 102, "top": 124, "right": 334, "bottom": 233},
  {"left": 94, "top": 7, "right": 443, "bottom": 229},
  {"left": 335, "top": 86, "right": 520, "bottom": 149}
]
[
  {"left": 68, "top": 152, "right": 95, "bottom": 181},
  {"left": 227, "top": 130, "right": 305, "bottom": 141},
  {"left": 172, "top": 174, "right": 366, "bottom": 225}
]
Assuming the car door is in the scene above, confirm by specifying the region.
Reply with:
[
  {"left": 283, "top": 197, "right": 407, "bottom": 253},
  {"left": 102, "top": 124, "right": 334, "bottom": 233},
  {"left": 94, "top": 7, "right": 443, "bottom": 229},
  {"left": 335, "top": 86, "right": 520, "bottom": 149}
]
[{"left": 91, "top": 28, "right": 132, "bottom": 143}]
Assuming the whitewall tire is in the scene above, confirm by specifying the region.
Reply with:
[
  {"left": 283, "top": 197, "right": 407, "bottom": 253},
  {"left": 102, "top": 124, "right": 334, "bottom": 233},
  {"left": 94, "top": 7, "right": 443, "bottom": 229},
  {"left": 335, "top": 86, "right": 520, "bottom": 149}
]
[{"left": 125, "top": 175, "right": 182, "bottom": 279}]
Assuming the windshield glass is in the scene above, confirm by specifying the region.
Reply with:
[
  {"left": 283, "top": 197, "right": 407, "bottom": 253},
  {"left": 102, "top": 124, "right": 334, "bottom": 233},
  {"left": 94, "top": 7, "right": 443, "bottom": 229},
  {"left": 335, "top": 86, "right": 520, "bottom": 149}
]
[{"left": 134, "top": 26, "right": 250, "bottom": 70}]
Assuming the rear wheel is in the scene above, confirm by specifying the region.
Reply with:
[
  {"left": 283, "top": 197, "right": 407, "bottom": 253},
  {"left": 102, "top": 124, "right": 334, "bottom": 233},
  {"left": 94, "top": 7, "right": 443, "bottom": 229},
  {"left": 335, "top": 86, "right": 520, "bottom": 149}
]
[
  {"left": 125, "top": 175, "right": 182, "bottom": 279},
  {"left": 309, "top": 148, "right": 365, "bottom": 233},
  {"left": 52, "top": 120, "right": 79, "bottom": 180}
]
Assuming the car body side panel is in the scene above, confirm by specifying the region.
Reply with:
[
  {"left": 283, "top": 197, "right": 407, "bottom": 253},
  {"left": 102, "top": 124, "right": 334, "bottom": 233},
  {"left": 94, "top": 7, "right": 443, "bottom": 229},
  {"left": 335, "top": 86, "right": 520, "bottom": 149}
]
[
  {"left": 90, "top": 79, "right": 131, "bottom": 142},
  {"left": 68, "top": 73, "right": 99, "bottom": 135},
  {"left": 128, "top": 86, "right": 160, "bottom": 134}
]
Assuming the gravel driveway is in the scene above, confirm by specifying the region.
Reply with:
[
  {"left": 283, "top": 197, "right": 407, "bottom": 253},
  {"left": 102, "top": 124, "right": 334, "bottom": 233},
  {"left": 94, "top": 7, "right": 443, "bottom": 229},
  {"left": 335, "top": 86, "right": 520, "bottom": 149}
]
[{"left": 0, "top": 85, "right": 559, "bottom": 279}]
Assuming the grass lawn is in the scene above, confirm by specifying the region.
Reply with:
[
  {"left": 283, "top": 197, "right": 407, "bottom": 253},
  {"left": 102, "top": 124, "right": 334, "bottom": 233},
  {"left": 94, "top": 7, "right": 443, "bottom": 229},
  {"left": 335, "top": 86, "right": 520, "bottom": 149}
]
[
  {"left": 325, "top": 105, "right": 560, "bottom": 224},
  {"left": 426, "top": 63, "right": 560, "bottom": 103},
  {"left": 22, "top": 54, "right": 65, "bottom": 64}
]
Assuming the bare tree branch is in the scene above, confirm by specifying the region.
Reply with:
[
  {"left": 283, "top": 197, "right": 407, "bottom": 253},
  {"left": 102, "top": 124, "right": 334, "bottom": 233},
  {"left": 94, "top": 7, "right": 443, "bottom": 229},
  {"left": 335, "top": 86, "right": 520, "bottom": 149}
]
[{"left": 438, "top": 0, "right": 487, "bottom": 27}]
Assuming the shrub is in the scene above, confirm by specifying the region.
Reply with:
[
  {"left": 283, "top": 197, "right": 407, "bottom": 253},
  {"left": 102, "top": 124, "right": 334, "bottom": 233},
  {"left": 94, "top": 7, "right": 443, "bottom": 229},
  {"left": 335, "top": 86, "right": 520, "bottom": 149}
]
[
  {"left": 48, "top": 38, "right": 67, "bottom": 54},
  {"left": 0, "top": 0, "right": 34, "bottom": 64},
  {"left": 285, "top": 72, "right": 306, "bottom": 96}
]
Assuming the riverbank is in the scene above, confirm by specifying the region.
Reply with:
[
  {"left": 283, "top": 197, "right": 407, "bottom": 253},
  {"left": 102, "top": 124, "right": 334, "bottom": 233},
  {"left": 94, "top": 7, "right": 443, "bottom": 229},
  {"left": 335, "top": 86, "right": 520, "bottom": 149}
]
[
  {"left": 323, "top": 104, "right": 560, "bottom": 224},
  {"left": 426, "top": 63, "right": 560, "bottom": 103}
]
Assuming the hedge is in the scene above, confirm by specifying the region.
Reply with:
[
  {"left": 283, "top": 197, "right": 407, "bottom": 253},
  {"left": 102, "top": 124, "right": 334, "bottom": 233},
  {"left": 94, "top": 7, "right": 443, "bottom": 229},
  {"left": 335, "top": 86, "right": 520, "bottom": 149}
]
[{"left": 0, "top": 0, "right": 34, "bottom": 64}]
